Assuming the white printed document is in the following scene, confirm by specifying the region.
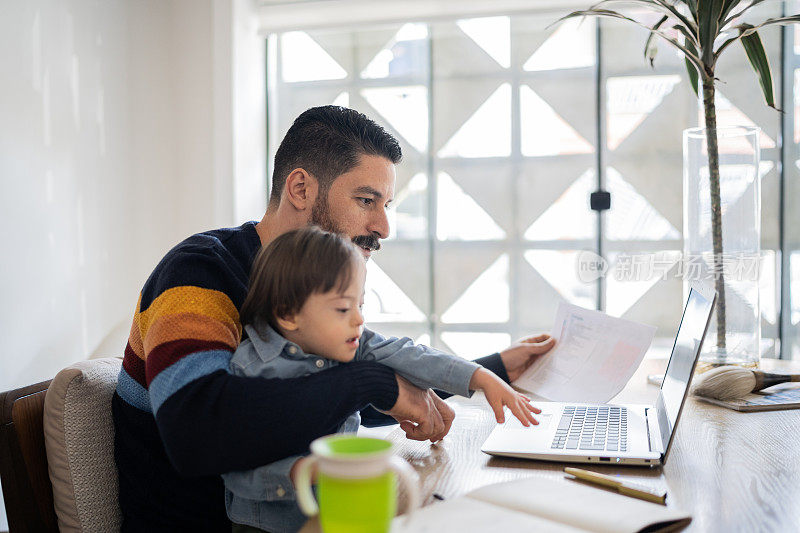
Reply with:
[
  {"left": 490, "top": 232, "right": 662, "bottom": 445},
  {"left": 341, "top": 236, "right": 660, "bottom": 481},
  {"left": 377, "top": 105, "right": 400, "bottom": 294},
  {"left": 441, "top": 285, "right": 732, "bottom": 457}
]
[{"left": 513, "top": 302, "right": 657, "bottom": 403}]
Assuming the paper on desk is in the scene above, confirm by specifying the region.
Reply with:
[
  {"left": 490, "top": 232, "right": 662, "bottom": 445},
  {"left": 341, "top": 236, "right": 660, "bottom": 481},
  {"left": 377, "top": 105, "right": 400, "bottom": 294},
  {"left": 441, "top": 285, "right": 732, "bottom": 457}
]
[{"left": 514, "top": 302, "right": 656, "bottom": 403}]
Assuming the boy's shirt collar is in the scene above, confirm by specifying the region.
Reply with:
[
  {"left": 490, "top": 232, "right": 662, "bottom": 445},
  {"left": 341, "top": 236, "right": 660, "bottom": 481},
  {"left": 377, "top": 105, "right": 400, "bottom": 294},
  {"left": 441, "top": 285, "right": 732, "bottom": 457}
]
[{"left": 243, "top": 323, "right": 309, "bottom": 362}]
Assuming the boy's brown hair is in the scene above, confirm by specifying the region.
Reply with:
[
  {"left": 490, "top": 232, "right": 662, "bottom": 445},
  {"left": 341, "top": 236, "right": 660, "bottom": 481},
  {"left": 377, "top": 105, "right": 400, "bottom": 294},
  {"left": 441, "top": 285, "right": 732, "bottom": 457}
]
[{"left": 240, "top": 226, "right": 363, "bottom": 334}]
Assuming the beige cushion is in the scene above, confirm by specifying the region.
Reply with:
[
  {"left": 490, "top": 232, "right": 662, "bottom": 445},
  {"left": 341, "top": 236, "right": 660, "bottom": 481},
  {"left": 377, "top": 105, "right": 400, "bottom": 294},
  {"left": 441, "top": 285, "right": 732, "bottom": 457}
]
[{"left": 44, "top": 357, "right": 123, "bottom": 532}]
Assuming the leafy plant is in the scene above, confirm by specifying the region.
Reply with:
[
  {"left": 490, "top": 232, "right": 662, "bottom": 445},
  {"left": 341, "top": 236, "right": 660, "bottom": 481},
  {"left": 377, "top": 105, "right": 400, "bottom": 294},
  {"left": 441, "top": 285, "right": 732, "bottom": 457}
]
[{"left": 556, "top": 0, "right": 800, "bottom": 352}]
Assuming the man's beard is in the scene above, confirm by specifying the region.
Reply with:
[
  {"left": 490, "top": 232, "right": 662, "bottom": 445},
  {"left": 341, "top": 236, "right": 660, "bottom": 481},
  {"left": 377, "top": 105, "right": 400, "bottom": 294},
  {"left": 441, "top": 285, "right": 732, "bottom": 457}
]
[{"left": 311, "top": 193, "right": 381, "bottom": 253}]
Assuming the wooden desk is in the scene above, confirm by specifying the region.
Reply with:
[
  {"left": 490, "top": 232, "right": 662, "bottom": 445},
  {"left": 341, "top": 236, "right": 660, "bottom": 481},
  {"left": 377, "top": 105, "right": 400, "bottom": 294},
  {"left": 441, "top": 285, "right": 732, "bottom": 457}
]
[{"left": 388, "top": 358, "right": 800, "bottom": 532}]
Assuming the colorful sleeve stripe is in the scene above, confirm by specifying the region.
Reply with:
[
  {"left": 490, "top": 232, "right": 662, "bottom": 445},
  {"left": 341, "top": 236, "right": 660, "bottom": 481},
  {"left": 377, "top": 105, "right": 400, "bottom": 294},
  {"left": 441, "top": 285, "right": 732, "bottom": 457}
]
[
  {"left": 128, "top": 295, "right": 145, "bottom": 358},
  {"left": 121, "top": 294, "right": 148, "bottom": 389},
  {"left": 143, "top": 312, "right": 239, "bottom": 355},
  {"left": 134, "top": 285, "right": 241, "bottom": 387},
  {"left": 117, "top": 366, "right": 153, "bottom": 413},
  {"left": 138, "top": 286, "right": 240, "bottom": 342},
  {"left": 146, "top": 338, "right": 233, "bottom": 386},
  {"left": 148, "top": 349, "right": 232, "bottom": 414},
  {"left": 123, "top": 342, "right": 147, "bottom": 388}
]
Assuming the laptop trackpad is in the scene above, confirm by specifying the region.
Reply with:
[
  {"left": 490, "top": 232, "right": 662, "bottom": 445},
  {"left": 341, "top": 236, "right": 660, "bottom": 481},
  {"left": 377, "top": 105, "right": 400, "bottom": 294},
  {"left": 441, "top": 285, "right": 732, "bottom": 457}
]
[
  {"left": 482, "top": 412, "right": 555, "bottom": 453},
  {"left": 503, "top": 413, "right": 553, "bottom": 430}
]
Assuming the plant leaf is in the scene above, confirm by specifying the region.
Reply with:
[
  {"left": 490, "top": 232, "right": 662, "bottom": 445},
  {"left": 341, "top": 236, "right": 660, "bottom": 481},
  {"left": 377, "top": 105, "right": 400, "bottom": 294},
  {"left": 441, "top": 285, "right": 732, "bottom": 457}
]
[
  {"left": 715, "top": 34, "right": 740, "bottom": 58},
  {"left": 672, "top": 22, "right": 699, "bottom": 48},
  {"left": 556, "top": 0, "right": 696, "bottom": 35},
  {"left": 554, "top": 9, "right": 706, "bottom": 75},
  {"left": 684, "top": 38, "right": 700, "bottom": 97},
  {"left": 739, "top": 27, "right": 776, "bottom": 109},
  {"left": 685, "top": 0, "right": 698, "bottom": 23},
  {"left": 717, "top": 15, "right": 800, "bottom": 58},
  {"left": 645, "top": 15, "right": 669, "bottom": 67},
  {"left": 719, "top": 0, "right": 743, "bottom": 26},
  {"left": 738, "top": 15, "right": 800, "bottom": 36},
  {"left": 649, "top": 0, "right": 698, "bottom": 35},
  {"left": 721, "top": 0, "right": 768, "bottom": 29},
  {"left": 697, "top": 0, "right": 726, "bottom": 64}
]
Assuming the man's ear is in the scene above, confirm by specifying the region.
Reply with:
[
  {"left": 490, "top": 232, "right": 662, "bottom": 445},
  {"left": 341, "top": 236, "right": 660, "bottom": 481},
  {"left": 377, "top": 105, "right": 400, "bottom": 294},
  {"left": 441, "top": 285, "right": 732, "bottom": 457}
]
[
  {"left": 276, "top": 314, "right": 299, "bottom": 332},
  {"left": 283, "top": 168, "right": 319, "bottom": 211}
]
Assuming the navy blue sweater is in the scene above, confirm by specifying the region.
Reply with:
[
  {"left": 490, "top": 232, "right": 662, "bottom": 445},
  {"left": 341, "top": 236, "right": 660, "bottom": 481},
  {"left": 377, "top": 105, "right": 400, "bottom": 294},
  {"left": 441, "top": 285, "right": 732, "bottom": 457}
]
[{"left": 112, "top": 222, "right": 506, "bottom": 531}]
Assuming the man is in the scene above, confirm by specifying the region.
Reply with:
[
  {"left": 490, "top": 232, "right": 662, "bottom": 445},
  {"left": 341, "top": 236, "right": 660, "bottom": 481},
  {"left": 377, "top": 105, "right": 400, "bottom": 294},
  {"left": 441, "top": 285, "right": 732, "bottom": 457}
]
[{"left": 113, "top": 106, "right": 555, "bottom": 531}]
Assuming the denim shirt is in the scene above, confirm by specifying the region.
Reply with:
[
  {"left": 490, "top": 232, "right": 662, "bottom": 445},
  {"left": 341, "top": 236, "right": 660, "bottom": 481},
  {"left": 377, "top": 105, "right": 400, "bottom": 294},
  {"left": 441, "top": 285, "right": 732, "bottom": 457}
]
[{"left": 222, "top": 323, "right": 480, "bottom": 532}]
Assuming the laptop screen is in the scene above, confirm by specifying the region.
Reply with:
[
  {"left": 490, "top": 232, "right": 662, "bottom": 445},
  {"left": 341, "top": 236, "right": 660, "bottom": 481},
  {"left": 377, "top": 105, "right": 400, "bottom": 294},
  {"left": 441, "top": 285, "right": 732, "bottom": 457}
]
[{"left": 654, "top": 287, "right": 715, "bottom": 458}]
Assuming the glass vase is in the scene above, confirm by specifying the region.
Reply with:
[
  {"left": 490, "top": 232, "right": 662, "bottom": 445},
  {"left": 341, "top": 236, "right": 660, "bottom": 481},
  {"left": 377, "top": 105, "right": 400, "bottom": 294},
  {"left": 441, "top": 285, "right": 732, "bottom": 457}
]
[{"left": 683, "top": 126, "right": 761, "bottom": 370}]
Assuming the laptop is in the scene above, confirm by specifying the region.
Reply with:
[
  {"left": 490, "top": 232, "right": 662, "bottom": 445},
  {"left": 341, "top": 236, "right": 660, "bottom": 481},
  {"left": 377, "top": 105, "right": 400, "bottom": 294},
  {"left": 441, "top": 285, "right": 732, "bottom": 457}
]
[{"left": 482, "top": 284, "right": 716, "bottom": 467}]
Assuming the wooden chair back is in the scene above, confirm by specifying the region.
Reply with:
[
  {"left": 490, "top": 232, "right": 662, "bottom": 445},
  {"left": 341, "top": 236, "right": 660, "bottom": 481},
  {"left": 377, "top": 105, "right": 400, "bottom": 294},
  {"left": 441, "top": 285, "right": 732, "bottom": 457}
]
[{"left": 0, "top": 380, "right": 58, "bottom": 532}]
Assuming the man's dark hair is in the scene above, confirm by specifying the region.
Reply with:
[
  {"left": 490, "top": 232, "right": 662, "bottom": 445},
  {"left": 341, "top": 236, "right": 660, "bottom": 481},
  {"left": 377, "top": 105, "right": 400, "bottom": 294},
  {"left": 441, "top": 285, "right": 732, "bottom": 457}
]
[
  {"left": 270, "top": 106, "right": 402, "bottom": 206},
  {"left": 239, "top": 226, "right": 362, "bottom": 335}
]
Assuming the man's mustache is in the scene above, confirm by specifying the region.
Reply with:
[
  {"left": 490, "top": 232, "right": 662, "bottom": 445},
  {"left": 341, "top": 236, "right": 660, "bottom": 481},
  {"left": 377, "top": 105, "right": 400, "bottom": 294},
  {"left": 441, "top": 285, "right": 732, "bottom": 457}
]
[{"left": 352, "top": 233, "right": 381, "bottom": 252}]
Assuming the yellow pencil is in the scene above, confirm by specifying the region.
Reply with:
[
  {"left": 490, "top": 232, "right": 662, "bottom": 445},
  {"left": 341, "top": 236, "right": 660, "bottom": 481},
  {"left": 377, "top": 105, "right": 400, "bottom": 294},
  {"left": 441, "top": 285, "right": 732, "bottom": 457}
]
[{"left": 564, "top": 467, "right": 667, "bottom": 505}]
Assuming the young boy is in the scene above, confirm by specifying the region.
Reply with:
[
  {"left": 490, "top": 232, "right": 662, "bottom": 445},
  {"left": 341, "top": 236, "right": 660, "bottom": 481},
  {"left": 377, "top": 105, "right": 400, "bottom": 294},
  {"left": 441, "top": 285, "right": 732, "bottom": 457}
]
[{"left": 223, "top": 226, "right": 542, "bottom": 533}]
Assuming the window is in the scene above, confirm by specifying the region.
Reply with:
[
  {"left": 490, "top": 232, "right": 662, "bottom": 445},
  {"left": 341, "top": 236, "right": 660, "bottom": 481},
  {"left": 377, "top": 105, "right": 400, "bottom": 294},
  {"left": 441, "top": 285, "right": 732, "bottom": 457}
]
[{"left": 266, "top": 5, "right": 796, "bottom": 359}]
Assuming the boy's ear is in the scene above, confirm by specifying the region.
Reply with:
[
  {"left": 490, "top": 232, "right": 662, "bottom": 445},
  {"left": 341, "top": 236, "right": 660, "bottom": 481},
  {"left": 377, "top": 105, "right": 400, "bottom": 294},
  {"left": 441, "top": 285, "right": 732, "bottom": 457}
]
[{"left": 276, "top": 314, "right": 298, "bottom": 332}]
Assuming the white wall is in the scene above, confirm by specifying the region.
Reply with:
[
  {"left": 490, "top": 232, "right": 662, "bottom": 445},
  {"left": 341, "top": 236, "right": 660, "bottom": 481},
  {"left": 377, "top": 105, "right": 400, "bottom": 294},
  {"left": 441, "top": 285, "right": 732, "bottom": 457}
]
[{"left": 0, "top": 0, "right": 266, "bottom": 528}]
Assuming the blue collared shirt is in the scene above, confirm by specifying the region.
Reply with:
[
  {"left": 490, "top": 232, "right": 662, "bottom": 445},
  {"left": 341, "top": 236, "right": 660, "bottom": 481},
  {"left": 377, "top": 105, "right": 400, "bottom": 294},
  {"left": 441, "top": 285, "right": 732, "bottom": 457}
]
[{"left": 222, "top": 323, "right": 480, "bottom": 532}]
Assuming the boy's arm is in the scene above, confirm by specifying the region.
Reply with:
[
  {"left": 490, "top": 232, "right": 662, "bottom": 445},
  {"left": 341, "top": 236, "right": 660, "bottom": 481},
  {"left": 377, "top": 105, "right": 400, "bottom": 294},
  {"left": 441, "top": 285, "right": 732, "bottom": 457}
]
[
  {"left": 475, "top": 353, "right": 510, "bottom": 383},
  {"left": 359, "top": 353, "right": 507, "bottom": 427},
  {"left": 355, "top": 328, "right": 480, "bottom": 398}
]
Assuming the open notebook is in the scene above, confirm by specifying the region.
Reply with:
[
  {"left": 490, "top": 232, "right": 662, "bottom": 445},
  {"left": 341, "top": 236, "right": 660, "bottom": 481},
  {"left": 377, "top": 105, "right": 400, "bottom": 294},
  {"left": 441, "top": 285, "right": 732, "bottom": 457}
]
[{"left": 392, "top": 476, "right": 691, "bottom": 533}]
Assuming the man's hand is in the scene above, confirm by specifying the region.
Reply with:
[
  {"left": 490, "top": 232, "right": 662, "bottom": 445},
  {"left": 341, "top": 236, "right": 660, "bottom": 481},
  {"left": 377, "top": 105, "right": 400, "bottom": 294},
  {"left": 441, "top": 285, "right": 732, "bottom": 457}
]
[
  {"left": 385, "top": 375, "right": 455, "bottom": 443},
  {"left": 499, "top": 334, "right": 556, "bottom": 382},
  {"left": 470, "top": 368, "right": 541, "bottom": 426}
]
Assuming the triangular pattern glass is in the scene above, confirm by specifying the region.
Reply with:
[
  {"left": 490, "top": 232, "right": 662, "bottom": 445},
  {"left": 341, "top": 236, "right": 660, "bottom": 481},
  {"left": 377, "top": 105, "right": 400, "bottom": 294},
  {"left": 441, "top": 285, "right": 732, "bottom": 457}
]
[
  {"left": 524, "top": 169, "right": 595, "bottom": 241},
  {"left": 523, "top": 168, "right": 679, "bottom": 241},
  {"left": 605, "top": 250, "right": 681, "bottom": 317},
  {"left": 332, "top": 91, "right": 349, "bottom": 107},
  {"left": 706, "top": 93, "right": 776, "bottom": 149},
  {"left": 456, "top": 16, "right": 510, "bottom": 68},
  {"left": 386, "top": 172, "right": 427, "bottom": 241},
  {"left": 361, "top": 23, "right": 428, "bottom": 79},
  {"left": 361, "top": 86, "right": 428, "bottom": 152},
  {"left": 790, "top": 252, "right": 800, "bottom": 326},
  {"left": 281, "top": 32, "right": 347, "bottom": 82},
  {"left": 605, "top": 167, "right": 680, "bottom": 241},
  {"left": 523, "top": 17, "right": 595, "bottom": 71},
  {"left": 363, "top": 260, "right": 427, "bottom": 323},
  {"left": 416, "top": 333, "right": 432, "bottom": 346},
  {"left": 438, "top": 83, "right": 511, "bottom": 158},
  {"left": 606, "top": 75, "right": 681, "bottom": 150},
  {"left": 441, "top": 254, "right": 509, "bottom": 323},
  {"left": 760, "top": 250, "right": 777, "bottom": 325},
  {"left": 520, "top": 85, "right": 593, "bottom": 156},
  {"left": 795, "top": 69, "right": 800, "bottom": 143},
  {"left": 523, "top": 250, "right": 595, "bottom": 309},
  {"left": 437, "top": 172, "right": 506, "bottom": 241},
  {"left": 440, "top": 332, "right": 512, "bottom": 361},
  {"left": 695, "top": 161, "right": 773, "bottom": 238}
]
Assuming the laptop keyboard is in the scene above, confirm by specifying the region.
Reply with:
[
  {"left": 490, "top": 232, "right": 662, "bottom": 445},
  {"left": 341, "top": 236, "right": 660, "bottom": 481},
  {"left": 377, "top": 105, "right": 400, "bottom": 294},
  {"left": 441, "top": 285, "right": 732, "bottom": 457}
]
[{"left": 551, "top": 406, "right": 628, "bottom": 452}]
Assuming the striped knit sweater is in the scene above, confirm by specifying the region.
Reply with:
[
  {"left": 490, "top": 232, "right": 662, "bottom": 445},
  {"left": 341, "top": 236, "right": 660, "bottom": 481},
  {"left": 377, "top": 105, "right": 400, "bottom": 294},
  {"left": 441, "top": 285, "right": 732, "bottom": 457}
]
[
  {"left": 112, "top": 222, "right": 400, "bottom": 531},
  {"left": 112, "top": 221, "right": 509, "bottom": 531}
]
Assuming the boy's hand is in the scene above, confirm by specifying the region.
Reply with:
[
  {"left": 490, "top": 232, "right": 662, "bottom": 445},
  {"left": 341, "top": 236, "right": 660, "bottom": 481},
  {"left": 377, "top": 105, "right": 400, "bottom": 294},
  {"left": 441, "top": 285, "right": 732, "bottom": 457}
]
[{"left": 469, "top": 368, "right": 541, "bottom": 427}]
